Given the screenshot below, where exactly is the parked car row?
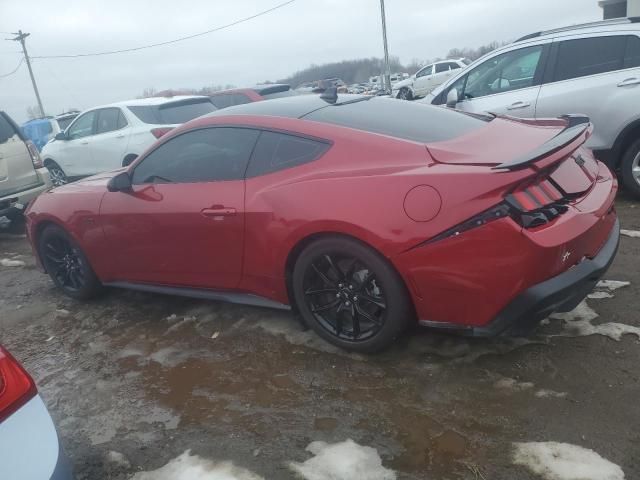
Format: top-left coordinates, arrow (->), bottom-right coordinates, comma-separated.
419,17 -> 640,197
21,111 -> 79,151
392,58 -> 470,100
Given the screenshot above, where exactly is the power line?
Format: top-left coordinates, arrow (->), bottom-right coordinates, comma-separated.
0,57 -> 24,78
32,0 -> 297,59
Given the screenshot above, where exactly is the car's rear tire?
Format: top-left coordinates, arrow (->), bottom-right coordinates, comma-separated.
291,236 -> 413,353
621,139 -> 640,199
45,161 -> 68,187
397,87 -> 413,101
38,225 -> 102,300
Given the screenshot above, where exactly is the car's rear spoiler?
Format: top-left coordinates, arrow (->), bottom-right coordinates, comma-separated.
493,115 -> 591,171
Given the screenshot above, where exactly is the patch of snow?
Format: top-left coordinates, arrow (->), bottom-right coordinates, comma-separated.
289,439 -> 396,480
0,258 -> 25,267
513,442 -> 625,480
106,450 -> 131,468
131,450 -> 264,480
55,309 -> 71,317
535,389 -> 567,398
588,291 -> 614,300
494,377 -> 534,391
550,300 -> 640,341
620,229 -> 640,238
596,280 -> 631,291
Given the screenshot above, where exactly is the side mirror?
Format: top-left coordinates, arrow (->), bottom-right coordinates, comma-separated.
446,88 -> 460,108
54,132 -> 66,141
107,171 -> 132,193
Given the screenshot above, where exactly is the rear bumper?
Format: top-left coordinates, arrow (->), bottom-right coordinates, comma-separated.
419,217 -> 620,336
0,168 -> 51,217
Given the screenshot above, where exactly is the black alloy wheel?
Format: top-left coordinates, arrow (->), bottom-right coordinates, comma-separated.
292,237 -> 412,352
39,225 -> 102,299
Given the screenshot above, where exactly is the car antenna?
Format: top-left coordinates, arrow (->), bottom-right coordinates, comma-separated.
320,86 -> 338,104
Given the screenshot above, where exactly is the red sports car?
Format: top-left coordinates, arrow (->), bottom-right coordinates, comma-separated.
25,94 -> 619,352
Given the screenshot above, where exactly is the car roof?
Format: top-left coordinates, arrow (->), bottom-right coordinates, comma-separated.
204,94 -> 489,144
87,95 -> 211,110
212,84 -> 291,96
514,17 -> 640,43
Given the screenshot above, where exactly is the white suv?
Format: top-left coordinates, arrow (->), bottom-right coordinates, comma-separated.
41,96 -> 216,185
392,58 -> 469,100
423,18 -> 640,197
0,111 -> 52,227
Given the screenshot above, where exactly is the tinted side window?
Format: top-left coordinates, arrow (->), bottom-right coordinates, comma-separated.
0,114 -> 16,144
435,63 -> 450,73
117,110 -> 128,129
625,35 -> 640,69
210,95 -> 234,109
461,45 -> 544,99
232,94 -> 252,106
446,62 -> 461,70
416,66 -> 432,78
132,127 -> 259,184
554,36 -> 626,82
68,111 -> 97,140
247,131 -> 330,177
96,108 -> 124,134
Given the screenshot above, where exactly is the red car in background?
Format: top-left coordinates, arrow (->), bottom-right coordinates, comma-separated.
25,94 -> 619,352
209,84 -> 297,109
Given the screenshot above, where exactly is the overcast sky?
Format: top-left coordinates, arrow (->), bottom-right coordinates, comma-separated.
1,0 -> 602,123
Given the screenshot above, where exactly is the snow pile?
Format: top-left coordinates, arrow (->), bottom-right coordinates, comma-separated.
587,291 -> 614,300
0,258 -> 25,267
131,450 -> 264,480
513,442 -> 625,480
494,377 -> 534,391
289,440 -> 396,480
620,229 -> 640,238
550,300 -> 640,341
596,280 -> 631,291
535,389 -> 567,399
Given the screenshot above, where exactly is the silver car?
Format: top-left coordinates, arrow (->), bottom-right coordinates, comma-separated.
423,17 -> 640,197
0,346 -> 72,479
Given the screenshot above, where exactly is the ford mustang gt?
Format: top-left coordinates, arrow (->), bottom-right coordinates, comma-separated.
25,94 -> 619,352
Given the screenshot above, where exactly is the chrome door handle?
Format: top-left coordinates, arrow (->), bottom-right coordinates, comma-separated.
115,134 -> 125,139
80,141 -> 89,145
507,101 -> 531,110
617,77 -> 640,87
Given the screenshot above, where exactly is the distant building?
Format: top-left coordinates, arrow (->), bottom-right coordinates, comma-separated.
599,0 -> 640,19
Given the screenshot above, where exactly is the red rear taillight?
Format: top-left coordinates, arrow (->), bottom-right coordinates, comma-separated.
0,346 -> 37,423
25,141 -> 43,169
150,127 -> 173,139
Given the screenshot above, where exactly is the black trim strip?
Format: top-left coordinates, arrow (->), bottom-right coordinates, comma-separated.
104,281 -> 291,310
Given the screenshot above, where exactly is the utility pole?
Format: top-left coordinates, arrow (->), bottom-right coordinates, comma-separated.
379,0 -> 392,92
9,30 -> 45,117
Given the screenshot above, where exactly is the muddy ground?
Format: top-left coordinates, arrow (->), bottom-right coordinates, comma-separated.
1,193 -> 639,480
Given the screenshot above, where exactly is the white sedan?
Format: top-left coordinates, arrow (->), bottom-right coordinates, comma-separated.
393,58 -> 470,100
41,96 -> 217,186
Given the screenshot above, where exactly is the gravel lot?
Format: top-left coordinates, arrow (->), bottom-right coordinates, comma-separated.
1,192 -> 639,479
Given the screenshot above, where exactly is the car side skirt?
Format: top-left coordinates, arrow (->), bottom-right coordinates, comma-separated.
104,281 -> 291,310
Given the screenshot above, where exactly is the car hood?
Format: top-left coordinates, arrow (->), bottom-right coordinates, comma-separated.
393,78 -> 413,90
427,116 -> 568,166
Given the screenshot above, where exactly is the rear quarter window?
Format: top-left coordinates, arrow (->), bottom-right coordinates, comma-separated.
128,100 -> 217,125
246,131 -> 330,177
304,97 -> 488,143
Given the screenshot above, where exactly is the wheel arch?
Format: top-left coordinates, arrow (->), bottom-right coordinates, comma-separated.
606,118 -> 640,169
283,230 -> 409,307
32,218 -> 68,272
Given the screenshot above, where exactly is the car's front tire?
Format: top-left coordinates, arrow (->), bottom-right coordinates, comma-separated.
621,139 -> 640,199
397,87 -> 413,101
38,224 -> 102,299
292,236 -> 413,353
44,161 -> 68,187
